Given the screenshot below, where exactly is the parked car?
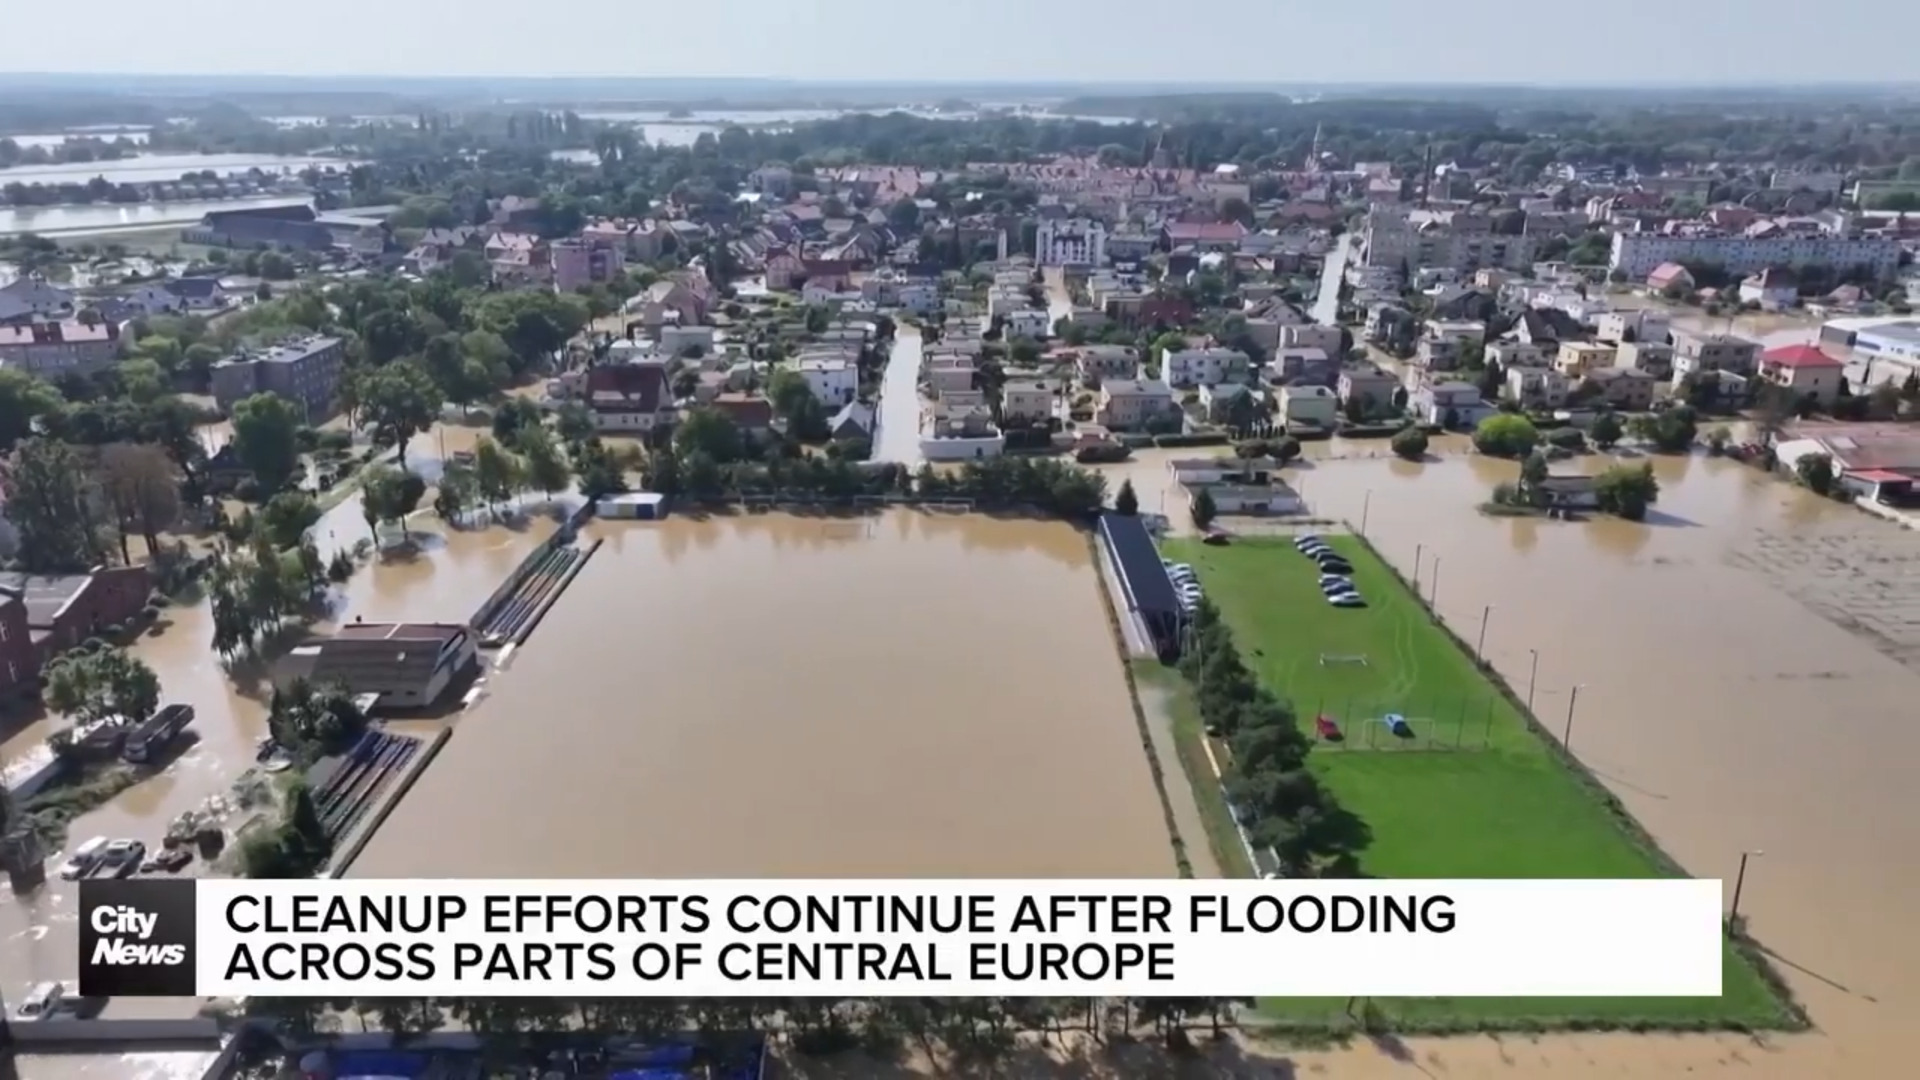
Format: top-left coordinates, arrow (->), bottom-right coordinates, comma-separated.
58,837 -> 109,881
95,839 -> 145,879
141,847 -> 193,874
1315,556 -> 1354,574
1299,541 -> 1330,556
1315,715 -> 1343,740
1293,534 -> 1323,549
1318,573 -> 1353,587
1329,593 -> 1367,608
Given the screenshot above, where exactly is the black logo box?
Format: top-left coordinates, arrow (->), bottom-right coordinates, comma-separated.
78,878 -> 198,998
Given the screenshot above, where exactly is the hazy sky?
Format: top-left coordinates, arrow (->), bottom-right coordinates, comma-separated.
3,0 -> 1916,85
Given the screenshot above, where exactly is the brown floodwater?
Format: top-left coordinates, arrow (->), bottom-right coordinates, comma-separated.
348,510 -> 1176,879
0,426 -> 555,1003
1236,451 -> 1918,1078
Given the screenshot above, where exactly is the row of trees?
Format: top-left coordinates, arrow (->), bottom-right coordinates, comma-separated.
1177,602 -> 1370,876
208,531 -> 335,661
3,436 -> 185,573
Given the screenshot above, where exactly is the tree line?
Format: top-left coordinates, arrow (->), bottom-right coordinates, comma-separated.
1176,601 -> 1371,877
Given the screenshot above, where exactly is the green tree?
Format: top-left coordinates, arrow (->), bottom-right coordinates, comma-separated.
519,424 -> 572,499
231,393 -> 303,492
362,463 -> 428,539
1594,462 -> 1659,521
472,437 -> 522,514
1389,426 -> 1428,461
261,491 -> 321,549
43,648 -> 160,725
674,407 -> 744,464
1190,487 -> 1218,531
555,402 -> 596,446
1518,448 -> 1550,505
1795,451 -> 1835,495
1590,410 -> 1624,450
0,368 -> 64,452
4,437 -> 109,571
361,361 -> 442,469
96,441 -> 181,558
115,357 -> 168,405
491,398 -> 546,449
435,459 -> 476,521
1114,479 -> 1139,516
1472,413 -> 1539,457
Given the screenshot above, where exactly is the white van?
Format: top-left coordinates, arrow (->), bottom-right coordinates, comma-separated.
58,837 -> 109,881
15,982 -> 64,1020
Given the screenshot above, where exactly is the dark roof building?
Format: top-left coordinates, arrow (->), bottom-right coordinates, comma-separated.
1097,513 -> 1184,659
284,622 -> 477,712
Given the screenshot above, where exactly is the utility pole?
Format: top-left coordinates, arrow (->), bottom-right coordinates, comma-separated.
1563,685 -> 1583,749
1527,648 -> 1540,713
1729,850 -> 1763,924
1476,604 -> 1493,659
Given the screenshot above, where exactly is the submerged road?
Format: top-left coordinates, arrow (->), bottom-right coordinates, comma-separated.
873,325 -> 924,465
1311,231 -> 1352,326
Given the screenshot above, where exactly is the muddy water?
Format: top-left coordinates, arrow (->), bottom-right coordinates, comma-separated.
873,327 -> 925,465
349,510 -> 1175,879
1259,453 -> 1917,1077
0,425 -> 554,1005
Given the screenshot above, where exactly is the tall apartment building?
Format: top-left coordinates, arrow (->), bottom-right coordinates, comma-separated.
1610,229 -> 1902,279
210,335 -> 345,422
551,239 -> 626,293
1361,207 -> 1537,273
0,320 -> 120,377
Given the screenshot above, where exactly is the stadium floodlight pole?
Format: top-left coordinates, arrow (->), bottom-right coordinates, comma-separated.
1413,542 -> 1424,587
1527,648 -> 1540,712
1730,849 -> 1764,924
1562,684 -> 1583,749
1360,490 -> 1372,536
1476,604 -> 1493,659
1429,558 -> 1441,607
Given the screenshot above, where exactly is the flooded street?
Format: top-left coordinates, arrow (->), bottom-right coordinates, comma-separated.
349,510 -> 1175,879
0,424 -> 552,1003
873,326 -> 924,465
1270,452 -> 1919,1077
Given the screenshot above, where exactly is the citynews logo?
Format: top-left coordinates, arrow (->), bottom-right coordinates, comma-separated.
78,879 -> 198,997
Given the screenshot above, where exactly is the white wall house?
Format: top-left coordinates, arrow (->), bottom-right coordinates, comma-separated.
1004,308 -> 1051,340
795,359 -> 858,406
1162,346 -> 1252,389
1034,219 -> 1108,266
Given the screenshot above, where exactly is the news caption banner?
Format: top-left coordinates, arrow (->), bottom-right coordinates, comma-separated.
80,879 -> 1723,999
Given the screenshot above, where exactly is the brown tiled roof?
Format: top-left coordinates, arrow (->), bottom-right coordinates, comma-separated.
586,364 -> 667,412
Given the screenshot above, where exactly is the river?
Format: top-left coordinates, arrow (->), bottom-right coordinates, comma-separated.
872,326 -> 925,465
347,509 -> 1174,879
0,196 -> 313,238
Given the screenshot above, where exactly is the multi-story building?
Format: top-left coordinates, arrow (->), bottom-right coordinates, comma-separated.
1361,207 -> 1537,272
1277,385 -> 1339,428
1504,366 -> 1570,409
209,335 -> 345,422
0,320 -> 121,377
1336,363 -> 1399,413
795,358 -> 859,406
1096,379 -> 1179,431
1034,219 -> 1108,266
1756,344 -> 1845,407
1615,340 -> 1676,379
551,239 -> 626,293
1074,345 -> 1140,383
1000,380 -> 1059,425
1280,323 -> 1344,355
1554,342 -> 1618,378
1161,346 -> 1252,389
0,277 -> 77,325
1609,228 -> 1902,279
1671,331 -> 1759,379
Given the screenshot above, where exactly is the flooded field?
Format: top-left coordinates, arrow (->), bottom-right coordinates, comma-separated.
1256,452 -> 1918,1077
348,510 -> 1175,878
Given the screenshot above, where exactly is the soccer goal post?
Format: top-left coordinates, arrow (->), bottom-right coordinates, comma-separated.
1319,653 -> 1370,667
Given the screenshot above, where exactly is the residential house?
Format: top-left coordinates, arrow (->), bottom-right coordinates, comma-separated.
1554,341 -> 1618,378
1278,384 -> 1339,428
1337,364 -> 1400,414
1536,475 -> 1601,511
1581,367 -> 1657,410
635,279 -> 710,326
1513,308 -> 1588,352
551,239 -> 626,293
1075,345 -> 1140,383
796,358 -> 858,405
708,393 -> 777,436
586,363 -> 673,432
1167,457 -> 1284,485
0,278 -> 76,325
658,325 -> 716,358
0,320 -> 122,377
1097,379 -> 1180,432
1672,331 -> 1759,379
1504,366 -> 1570,410
1615,340 -> 1675,379
1162,346 -> 1252,389
1739,267 -> 1800,311
1004,308 -> 1051,340
1270,346 -> 1340,388
1199,382 -> 1257,424
1279,323 -> 1344,356
829,401 -> 876,440
162,277 -> 230,312
1181,481 -> 1303,515
209,335 -> 345,422
1415,320 -> 1485,373
1411,381 -> 1491,427
1000,380 -> 1059,425
1486,339 -> 1546,368
485,231 -> 550,284
1593,309 -> 1668,345
285,622 -> 477,711
1646,262 -> 1696,294
581,218 -> 669,262
1757,344 -> 1845,407
1682,368 -> 1754,409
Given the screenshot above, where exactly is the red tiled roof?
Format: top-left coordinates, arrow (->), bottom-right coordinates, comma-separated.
1762,344 -> 1842,369
1165,221 -> 1248,242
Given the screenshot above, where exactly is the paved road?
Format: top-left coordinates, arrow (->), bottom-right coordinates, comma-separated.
872,327 -> 924,465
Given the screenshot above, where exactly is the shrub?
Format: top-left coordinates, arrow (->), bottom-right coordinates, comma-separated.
1544,427 -> 1587,451
1473,413 -> 1540,457
1390,426 -> 1429,460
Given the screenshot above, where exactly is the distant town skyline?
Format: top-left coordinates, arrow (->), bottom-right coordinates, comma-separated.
2,0 -> 1916,87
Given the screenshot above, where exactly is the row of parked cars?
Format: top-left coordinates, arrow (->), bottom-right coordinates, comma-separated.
1164,559 -> 1204,611
1297,535 -> 1366,608
57,835 -> 190,882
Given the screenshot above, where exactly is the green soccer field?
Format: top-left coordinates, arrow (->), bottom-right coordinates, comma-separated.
1157,535 -> 1793,1030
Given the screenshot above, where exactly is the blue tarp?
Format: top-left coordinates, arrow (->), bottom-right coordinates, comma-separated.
610,1069 -> 691,1080
333,1052 -> 429,1079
